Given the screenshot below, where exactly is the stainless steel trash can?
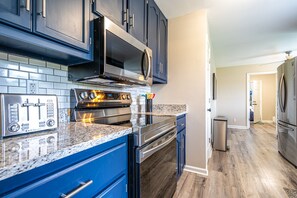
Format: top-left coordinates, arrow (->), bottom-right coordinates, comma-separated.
213,116 -> 228,151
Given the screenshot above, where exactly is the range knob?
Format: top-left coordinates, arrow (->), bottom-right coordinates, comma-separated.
89,92 -> 97,100
46,119 -> 55,127
127,95 -> 131,100
121,95 -> 127,100
8,123 -> 20,133
79,91 -> 89,100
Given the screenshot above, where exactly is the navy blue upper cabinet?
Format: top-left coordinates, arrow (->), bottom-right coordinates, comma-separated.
93,0 -> 127,30
35,0 -> 90,51
147,0 -> 168,84
158,12 -> 168,82
148,0 -> 160,79
93,0 -> 147,44
0,0 -> 31,30
128,0 -> 147,44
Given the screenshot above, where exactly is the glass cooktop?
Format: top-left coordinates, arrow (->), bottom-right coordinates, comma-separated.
90,114 -> 173,129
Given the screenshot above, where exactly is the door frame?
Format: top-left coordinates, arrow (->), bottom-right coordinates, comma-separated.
246,71 -> 277,129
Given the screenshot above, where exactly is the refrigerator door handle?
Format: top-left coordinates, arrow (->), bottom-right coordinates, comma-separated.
277,122 -> 294,132
279,73 -> 286,112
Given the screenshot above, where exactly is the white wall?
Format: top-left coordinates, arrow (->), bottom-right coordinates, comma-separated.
216,63 -> 279,128
152,10 -> 209,174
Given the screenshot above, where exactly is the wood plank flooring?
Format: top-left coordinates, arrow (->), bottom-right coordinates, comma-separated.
174,123 -> 297,198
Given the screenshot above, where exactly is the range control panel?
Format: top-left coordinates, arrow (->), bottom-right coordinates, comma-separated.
0,94 -> 58,138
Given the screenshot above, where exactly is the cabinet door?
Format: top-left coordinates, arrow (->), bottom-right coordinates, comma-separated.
180,129 -> 186,171
4,141 -> 128,198
128,0 -> 146,44
176,132 -> 182,178
147,0 -> 160,79
95,175 -> 127,198
35,0 -> 90,51
0,0 -> 31,30
158,11 -> 168,82
93,0 -> 127,30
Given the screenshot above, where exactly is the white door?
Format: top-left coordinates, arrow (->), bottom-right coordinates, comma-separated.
252,80 -> 262,123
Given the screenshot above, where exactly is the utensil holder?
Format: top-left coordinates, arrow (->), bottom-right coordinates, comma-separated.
146,99 -> 153,112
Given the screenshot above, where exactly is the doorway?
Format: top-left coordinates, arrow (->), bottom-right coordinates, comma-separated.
247,72 -> 277,128
250,80 -> 262,123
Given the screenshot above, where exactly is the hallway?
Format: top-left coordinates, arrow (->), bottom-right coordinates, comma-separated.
174,124 -> 297,198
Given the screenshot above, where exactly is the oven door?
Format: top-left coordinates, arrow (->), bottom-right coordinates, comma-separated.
103,17 -> 153,86
135,129 -> 177,198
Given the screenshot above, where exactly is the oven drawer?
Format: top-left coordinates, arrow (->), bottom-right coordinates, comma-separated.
177,115 -> 186,132
4,142 -> 128,198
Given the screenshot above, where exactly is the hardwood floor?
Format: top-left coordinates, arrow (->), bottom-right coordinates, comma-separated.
174,123 -> 297,198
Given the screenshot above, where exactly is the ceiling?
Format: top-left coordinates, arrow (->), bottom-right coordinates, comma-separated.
155,0 -> 297,67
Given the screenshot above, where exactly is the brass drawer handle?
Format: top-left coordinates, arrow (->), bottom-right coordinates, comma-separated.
60,180 -> 93,198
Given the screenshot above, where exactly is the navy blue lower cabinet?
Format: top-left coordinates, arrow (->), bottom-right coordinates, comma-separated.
176,115 -> 186,179
0,136 -> 128,198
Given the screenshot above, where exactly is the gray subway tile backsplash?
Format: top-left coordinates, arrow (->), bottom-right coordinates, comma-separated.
46,75 -> 60,82
8,54 -> 29,64
46,62 -> 60,69
9,70 -> 29,79
29,59 -> 46,67
39,81 -> 54,88
8,86 -> 27,94
0,86 -> 7,93
20,64 -> 38,73
0,68 -> 8,77
0,52 -> 151,122
38,67 -> 54,75
54,69 -> 67,77
30,73 -> 46,81
0,77 -> 19,86
0,52 -> 7,60
0,60 -> 19,70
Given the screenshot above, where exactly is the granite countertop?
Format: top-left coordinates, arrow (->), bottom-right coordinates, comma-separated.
0,122 -> 132,181
148,104 -> 188,116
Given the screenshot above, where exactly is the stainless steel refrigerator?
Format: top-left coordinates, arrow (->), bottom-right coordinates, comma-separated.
277,57 -> 297,167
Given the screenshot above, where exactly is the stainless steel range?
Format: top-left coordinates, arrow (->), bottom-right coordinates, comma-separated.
70,88 -> 177,198
0,94 -> 58,138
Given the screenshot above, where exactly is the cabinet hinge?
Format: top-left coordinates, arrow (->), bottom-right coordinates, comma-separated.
89,38 -> 92,45
126,184 -> 128,192
146,0 -> 149,4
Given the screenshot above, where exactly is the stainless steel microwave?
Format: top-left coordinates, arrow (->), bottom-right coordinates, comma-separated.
68,17 -> 153,86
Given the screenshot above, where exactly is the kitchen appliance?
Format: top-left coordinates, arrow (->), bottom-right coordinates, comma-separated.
277,57 -> 297,167
70,88 -> 177,197
68,17 -> 153,86
0,94 -> 58,138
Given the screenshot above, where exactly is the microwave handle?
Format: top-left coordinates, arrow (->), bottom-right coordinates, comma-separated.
142,49 -> 151,80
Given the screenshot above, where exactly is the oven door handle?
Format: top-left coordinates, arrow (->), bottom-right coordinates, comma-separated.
138,130 -> 176,163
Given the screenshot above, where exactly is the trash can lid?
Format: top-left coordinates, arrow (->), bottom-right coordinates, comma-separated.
214,116 -> 228,121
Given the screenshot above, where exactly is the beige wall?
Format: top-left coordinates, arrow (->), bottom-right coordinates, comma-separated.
250,74 -> 276,121
216,63 -> 279,127
152,10 -> 208,171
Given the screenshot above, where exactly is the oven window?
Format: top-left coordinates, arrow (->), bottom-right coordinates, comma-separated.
137,139 -> 177,197
106,31 -> 145,76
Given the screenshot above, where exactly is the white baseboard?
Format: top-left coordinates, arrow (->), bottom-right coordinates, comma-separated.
184,165 -> 208,176
261,120 -> 274,124
228,125 -> 249,129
